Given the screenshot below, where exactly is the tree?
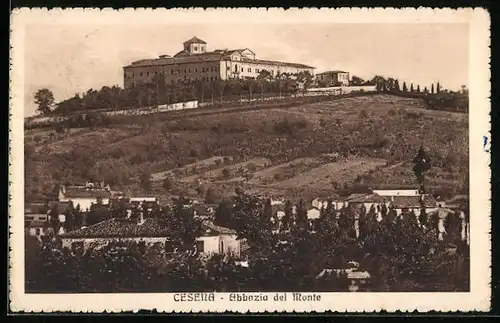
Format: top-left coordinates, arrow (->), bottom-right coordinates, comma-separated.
410,83 -> 414,92
436,82 -> 441,94
282,200 -> 294,232
257,69 -> 272,81
350,75 -> 365,86
431,84 -> 435,94
139,172 -> 152,194
221,168 -> 231,180
205,186 -> 223,205
413,145 -> 432,193
214,199 -> 233,228
34,88 -> 55,114
416,85 -> 421,93
393,79 -> 400,92
402,82 -> 408,92
162,177 -> 174,192
295,199 -> 308,230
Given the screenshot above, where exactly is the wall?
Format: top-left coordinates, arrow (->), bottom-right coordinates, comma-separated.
124,61 -> 221,88
220,59 -> 314,80
196,235 -> 220,255
219,234 -> 241,256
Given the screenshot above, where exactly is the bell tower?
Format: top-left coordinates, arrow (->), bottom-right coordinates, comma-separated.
183,36 -> 207,55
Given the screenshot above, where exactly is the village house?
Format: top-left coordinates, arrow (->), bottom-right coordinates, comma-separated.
25,201 -> 71,236
311,196 -> 344,211
26,220 -> 54,238
60,216 -> 245,257
58,183 -> 112,212
196,221 -> 247,257
25,202 -> 49,227
316,70 -> 350,87
445,195 -> 469,210
390,195 -> 438,216
372,188 -> 420,197
60,217 -> 173,250
191,204 -> 216,220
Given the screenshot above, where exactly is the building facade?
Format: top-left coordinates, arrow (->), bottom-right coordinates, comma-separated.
123,37 -> 315,89
316,70 -> 350,86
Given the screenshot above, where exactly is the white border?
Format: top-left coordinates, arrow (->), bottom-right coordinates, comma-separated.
9,8 -> 491,312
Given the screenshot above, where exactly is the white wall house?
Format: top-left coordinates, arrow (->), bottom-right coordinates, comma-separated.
58,186 -> 111,212
372,189 -> 420,197
197,221 -> 243,257
307,207 -> 321,220
60,218 -> 244,257
130,197 -> 158,203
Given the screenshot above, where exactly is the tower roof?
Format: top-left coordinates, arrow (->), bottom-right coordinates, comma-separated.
184,36 -> 207,45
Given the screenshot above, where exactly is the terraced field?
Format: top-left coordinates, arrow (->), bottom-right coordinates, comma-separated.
25,94 -> 469,202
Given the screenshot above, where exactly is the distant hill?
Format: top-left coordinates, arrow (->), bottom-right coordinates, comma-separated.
25,94 -> 469,203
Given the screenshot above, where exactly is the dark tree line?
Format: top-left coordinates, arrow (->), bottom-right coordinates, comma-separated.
51,71 -> 314,116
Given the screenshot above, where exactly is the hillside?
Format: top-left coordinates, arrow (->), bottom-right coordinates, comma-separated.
25,94 -> 469,203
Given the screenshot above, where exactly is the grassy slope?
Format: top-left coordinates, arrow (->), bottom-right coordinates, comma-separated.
25,94 -> 468,202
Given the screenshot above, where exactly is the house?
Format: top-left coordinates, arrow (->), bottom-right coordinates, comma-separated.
346,271 -> 371,292
60,217 -> 246,257
346,193 -> 389,214
191,204 -> 216,219
196,221 -> 246,257
445,195 -> 469,210
311,196 -> 344,211
316,70 -> 350,86
390,195 -> 438,216
372,188 -> 420,197
58,184 -> 112,212
129,197 -> 158,203
60,217 -> 175,250
27,220 -> 54,238
25,203 -> 49,226
307,207 -> 321,220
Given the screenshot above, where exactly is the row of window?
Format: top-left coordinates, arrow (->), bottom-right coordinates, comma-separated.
129,75 -> 219,87
130,66 -> 219,78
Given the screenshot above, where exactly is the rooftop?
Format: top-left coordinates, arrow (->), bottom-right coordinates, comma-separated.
25,203 -> 48,215
317,70 -> 348,75
391,195 -> 437,208
62,218 -> 174,239
201,220 -> 236,235
62,187 -> 112,199
125,49 -> 315,69
184,36 -> 207,45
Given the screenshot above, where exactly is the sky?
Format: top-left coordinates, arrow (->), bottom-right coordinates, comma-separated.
24,23 -> 468,116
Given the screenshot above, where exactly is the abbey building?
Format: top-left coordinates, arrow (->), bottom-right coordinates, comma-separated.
123,37 -> 315,89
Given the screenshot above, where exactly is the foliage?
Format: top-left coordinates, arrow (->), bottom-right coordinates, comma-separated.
34,88 -> 55,114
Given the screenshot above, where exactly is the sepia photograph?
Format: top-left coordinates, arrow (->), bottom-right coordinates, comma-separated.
9,8 -> 490,313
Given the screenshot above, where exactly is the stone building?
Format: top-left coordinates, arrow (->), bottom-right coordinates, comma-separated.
316,70 -> 350,86
123,37 -> 315,88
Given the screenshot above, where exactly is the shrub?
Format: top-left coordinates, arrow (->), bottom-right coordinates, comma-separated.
359,110 -> 369,119
388,108 -> 397,116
